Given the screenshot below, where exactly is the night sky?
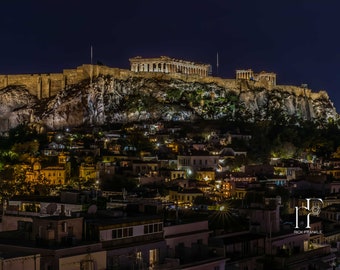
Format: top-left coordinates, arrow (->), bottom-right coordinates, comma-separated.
1,1 -> 340,111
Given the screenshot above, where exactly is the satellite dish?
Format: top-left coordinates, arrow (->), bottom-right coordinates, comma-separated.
87,204 -> 97,214
46,203 -> 57,215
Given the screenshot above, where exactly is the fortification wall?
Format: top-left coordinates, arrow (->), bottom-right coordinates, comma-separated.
0,73 -> 65,98
0,64 -> 329,102
276,85 -> 329,100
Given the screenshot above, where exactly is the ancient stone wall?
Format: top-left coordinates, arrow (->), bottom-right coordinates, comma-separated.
275,85 -> 329,100
0,64 -> 327,102
0,73 -> 65,98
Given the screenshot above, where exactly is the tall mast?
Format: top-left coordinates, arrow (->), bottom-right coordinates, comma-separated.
90,45 -> 93,85
216,52 -> 219,76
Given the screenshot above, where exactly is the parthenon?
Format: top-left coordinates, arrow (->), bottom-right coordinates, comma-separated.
129,56 -> 211,77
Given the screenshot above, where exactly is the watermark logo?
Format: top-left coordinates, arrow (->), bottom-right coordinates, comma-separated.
294,198 -> 323,234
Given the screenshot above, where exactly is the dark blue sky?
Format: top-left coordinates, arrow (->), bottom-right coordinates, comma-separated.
1,1 -> 340,110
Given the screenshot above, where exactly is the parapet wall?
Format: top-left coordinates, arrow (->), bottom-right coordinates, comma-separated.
276,85 -> 329,100
0,73 -> 65,98
0,64 -> 327,101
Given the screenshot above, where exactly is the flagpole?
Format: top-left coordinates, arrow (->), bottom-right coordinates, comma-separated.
216,52 -> 219,77
90,45 -> 93,85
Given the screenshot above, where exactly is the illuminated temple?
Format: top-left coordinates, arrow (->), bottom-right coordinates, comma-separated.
129,56 -> 211,76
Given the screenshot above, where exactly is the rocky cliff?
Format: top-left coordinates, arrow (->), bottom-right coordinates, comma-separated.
0,75 -> 337,132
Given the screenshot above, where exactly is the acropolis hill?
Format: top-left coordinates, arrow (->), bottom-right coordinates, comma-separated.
0,56 -> 337,131
0,56 -> 330,101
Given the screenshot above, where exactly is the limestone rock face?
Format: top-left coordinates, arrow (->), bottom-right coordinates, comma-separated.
0,76 -> 338,132
0,86 -> 38,132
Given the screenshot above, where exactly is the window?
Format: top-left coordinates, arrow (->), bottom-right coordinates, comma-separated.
149,249 -> 159,266
112,227 -> 133,239
62,222 -> 67,232
144,223 -> 163,234
136,251 -> 142,260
